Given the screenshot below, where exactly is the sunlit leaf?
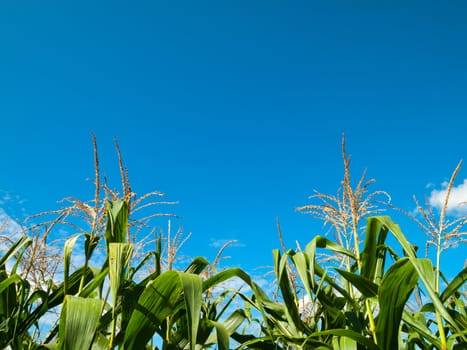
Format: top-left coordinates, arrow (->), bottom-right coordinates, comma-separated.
63,234 -> 81,295
180,272 -> 202,350
58,295 -> 103,350
376,257 -> 418,350
105,200 -> 128,244
335,269 -> 378,298
205,319 -> 230,350
361,217 -> 388,283
123,270 -> 203,350
0,236 -> 32,270
374,216 -> 460,333
273,249 -> 301,334
108,242 -> 133,305
440,265 -> 467,302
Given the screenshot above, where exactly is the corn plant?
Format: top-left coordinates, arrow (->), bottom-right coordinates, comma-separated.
2,136 -> 466,349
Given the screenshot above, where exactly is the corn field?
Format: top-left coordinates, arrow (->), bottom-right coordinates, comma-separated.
0,140 -> 466,350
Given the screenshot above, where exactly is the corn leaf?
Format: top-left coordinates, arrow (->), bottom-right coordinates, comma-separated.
123,270 -> 203,350
305,235 -> 355,278
306,329 -> 379,350
291,251 -> 314,299
335,269 -> 378,298
58,296 -> 103,350
440,265 -> 467,302
105,200 -> 128,244
0,274 -> 20,298
0,268 -> 18,320
402,311 -> 441,347
180,272 -> 202,350
205,320 -> 230,350
108,242 -> 133,305
184,256 -> 209,274
63,234 -> 81,295
273,249 -> 301,334
332,335 -> 357,350
376,257 -> 418,350
374,216 -> 460,333
361,218 -> 388,283
19,266 -> 96,338
0,236 -> 32,268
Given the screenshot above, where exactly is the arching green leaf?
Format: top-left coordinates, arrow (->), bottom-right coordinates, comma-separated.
335,269 -> 378,298
440,265 -> 467,302
123,270 -> 202,350
376,257 -> 418,350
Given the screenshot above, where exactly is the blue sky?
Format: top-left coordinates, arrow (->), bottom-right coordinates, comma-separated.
1,1 -> 467,272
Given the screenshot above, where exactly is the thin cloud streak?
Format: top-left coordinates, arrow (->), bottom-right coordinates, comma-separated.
209,238 -> 246,249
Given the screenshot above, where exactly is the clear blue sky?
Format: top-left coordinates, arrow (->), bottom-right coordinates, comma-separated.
1,1 -> 466,271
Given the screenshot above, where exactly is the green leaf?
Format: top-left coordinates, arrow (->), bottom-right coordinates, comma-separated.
202,267 -> 271,302
205,320 -> 230,350
417,258 -> 435,291
79,267 -> 109,298
129,251 -> 157,280
306,329 -> 379,350
202,267 -> 282,340
402,311 -> 441,348
90,333 -> 109,350
84,233 -> 100,264
0,236 -> 32,268
108,242 -> 133,348
221,309 -> 247,335
123,271 -> 180,349
332,335 -> 357,350
184,256 -> 209,274
0,268 -> 18,320
105,200 -> 129,244
123,270 -> 203,350
376,257 -> 418,350
335,269 -> 378,298
108,243 -> 133,305
180,273 -> 202,350
373,216 -> 461,333
273,249 -> 301,334
19,266 -> 96,338
291,251 -> 314,299
0,274 -> 21,298
293,244 -> 352,308
64,234 -> 81,295
305,235 -> 355,278
361,218 -> 389,283
58,296 -> 103,350
440,265 -> 467,303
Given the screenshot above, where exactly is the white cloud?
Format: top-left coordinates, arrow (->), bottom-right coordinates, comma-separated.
0,208 -> 23,239
428,179 -> 467,216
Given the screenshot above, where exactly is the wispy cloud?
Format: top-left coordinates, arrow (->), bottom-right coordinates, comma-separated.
0,193 -> 10,205
209,238 -> 245,249
428,179 -> 467,216
0,208 -> 23,239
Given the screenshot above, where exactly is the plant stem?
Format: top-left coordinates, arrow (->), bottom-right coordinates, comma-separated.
435,226 -> 446,349
366,299 -> 378,344
109,308 -> 117,349
436,310 -> 447,350
434,161 -> 461,350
